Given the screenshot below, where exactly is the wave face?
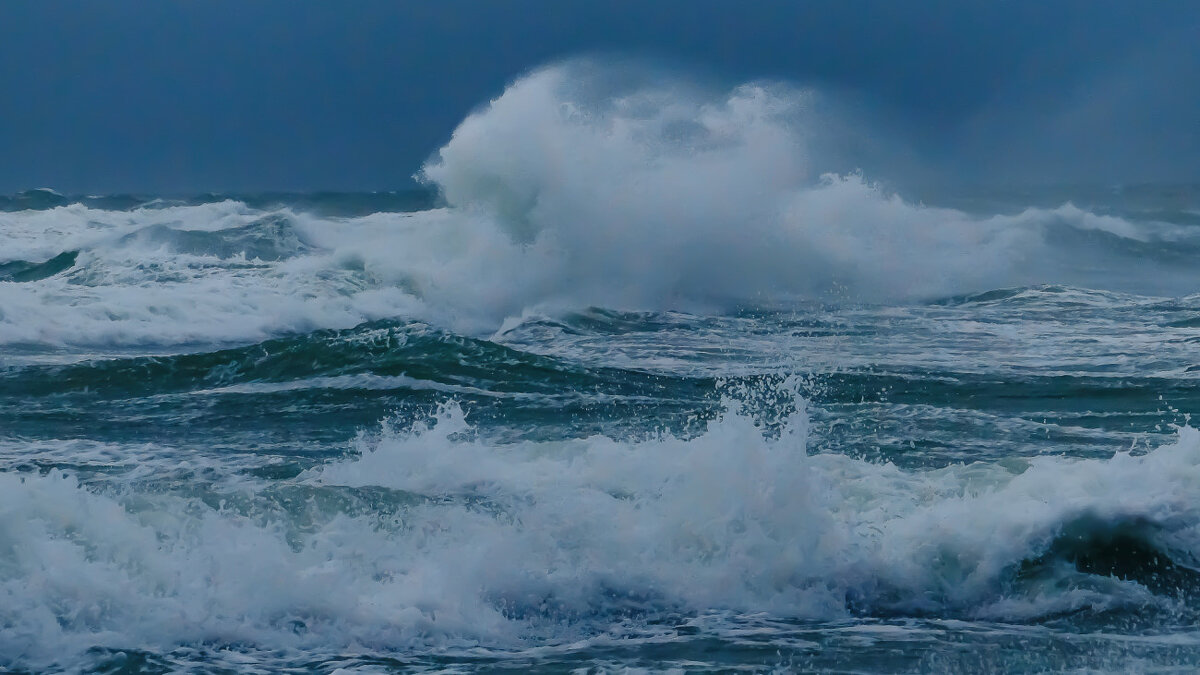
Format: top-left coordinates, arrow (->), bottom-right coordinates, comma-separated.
3,63 -> 1200,672
4,394 -> 1200,672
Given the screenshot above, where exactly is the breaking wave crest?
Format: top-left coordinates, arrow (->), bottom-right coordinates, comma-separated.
415,62 -> 1200,313
3,386 -> 1200,670
1,63 -> 1198,346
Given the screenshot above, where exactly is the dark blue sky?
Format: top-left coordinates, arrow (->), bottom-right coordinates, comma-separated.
1,0 -> 1196,193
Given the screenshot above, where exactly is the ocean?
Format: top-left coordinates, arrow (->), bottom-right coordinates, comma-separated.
3,67 -> 1200,673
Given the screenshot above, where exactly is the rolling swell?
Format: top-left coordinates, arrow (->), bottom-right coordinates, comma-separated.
0,250 -> 77,282
0,320 -> 716,449
1020,515 -> 1200,603
115,214 -> 311,261
0,320 -> 705,398
0,187 -> 437,216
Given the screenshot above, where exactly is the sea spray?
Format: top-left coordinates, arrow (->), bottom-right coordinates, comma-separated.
3,66 -> 1199,347
4,382 -> 1200,670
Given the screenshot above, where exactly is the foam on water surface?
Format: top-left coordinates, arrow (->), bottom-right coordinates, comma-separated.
2,392 -> 1200,671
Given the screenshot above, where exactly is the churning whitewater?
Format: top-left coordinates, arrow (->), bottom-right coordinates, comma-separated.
3,64 -> 1200,672
3,66 -> 1198,348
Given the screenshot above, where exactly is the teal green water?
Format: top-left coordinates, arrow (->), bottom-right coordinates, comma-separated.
2,189 -> 1200,673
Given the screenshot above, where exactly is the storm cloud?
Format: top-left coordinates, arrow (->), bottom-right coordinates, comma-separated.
0,0 -> 1195,193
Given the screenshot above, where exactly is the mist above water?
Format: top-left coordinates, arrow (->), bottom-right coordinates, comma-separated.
2,61 -> 1198,347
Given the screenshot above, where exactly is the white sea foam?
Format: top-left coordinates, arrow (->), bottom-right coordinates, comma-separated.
2,394 -> 1198,670
0,63 -> 1195,347
412,64 -> 1199,308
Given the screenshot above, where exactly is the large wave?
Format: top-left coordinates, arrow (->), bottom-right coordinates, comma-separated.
3,390 -> 1199,670
416,63 -> 1198,309
1,62 -> 1197,346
